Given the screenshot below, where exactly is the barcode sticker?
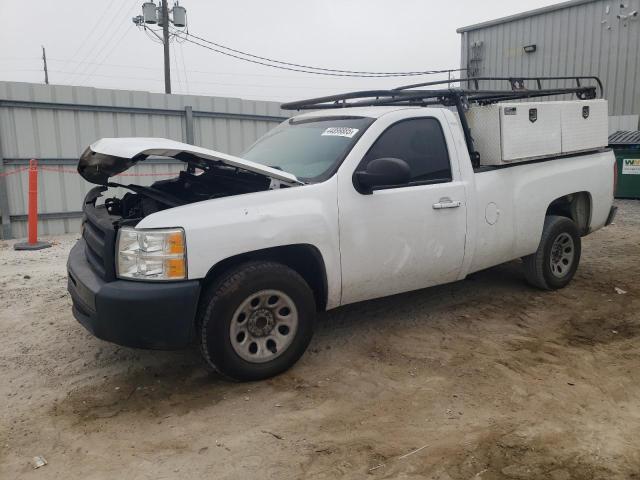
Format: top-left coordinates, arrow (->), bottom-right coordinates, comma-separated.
321,127 -> 359,138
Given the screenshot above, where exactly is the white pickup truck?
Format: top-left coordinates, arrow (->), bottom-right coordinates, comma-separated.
67,79 -> 617,380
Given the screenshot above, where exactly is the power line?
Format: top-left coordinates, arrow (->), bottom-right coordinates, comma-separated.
57,0 -> 115,76
45,57 -> 458,83
172,46 -> 183,92
68,0 -> 138,82
179,30 -> 465,77
0,68 -> 43,73
0,57 -> 41,62
43,69 -> 395,92
144,27 -> 164,44
78,24 -> 136,84
63,0 -> 133,81
75,1 -> 141,84
47,70 -> 162,83
178,42 -> 190,94
174,32 -> 463,78
2,61 -> 457,97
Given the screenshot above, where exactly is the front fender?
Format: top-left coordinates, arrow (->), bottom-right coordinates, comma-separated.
136,177 -> 342,309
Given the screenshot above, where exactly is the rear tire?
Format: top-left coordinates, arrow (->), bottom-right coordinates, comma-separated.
522,215 -> 581,290
197,261 -> 316,381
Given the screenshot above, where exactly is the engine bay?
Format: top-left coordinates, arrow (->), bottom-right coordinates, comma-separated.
103,164 -> 273,224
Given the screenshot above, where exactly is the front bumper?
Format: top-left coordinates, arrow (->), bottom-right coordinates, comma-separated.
67,239 -> 201,349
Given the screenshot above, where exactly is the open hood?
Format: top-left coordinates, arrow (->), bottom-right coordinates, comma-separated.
78,137 -> 302,186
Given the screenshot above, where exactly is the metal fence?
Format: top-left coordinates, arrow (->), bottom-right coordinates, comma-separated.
0,81 -> 290,239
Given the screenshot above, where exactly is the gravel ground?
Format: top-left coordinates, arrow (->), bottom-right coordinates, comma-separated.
0,200 -> 639,479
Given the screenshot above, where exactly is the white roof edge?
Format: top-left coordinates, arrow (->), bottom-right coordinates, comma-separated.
456,0 -> 599,33
291,105 -> 426,120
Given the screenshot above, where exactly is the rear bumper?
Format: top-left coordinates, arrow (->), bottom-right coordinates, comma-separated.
605,205 -> 618,226
67,239 -> 201,349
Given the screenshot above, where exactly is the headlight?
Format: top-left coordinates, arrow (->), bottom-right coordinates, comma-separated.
116,227 -> 186,280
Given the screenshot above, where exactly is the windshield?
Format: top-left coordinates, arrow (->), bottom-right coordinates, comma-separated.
242,116 -> 374,181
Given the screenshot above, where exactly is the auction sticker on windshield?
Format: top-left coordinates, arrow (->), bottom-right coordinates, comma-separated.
322,127 -> 359,138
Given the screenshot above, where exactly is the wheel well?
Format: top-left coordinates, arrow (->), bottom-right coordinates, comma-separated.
202,244 -> 328,311
545,191 -> 592,235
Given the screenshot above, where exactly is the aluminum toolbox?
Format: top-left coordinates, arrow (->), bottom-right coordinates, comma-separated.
557,99 -> 608,153
466,100 -> 608,166
466,102 -> 562,165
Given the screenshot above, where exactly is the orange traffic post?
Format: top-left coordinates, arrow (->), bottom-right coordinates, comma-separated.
14,159 -> 51,251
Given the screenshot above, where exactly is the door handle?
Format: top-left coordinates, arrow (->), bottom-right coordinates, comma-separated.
432,198 -> 462,209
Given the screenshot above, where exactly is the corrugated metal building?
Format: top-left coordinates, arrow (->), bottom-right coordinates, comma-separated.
458,0 -> 640,130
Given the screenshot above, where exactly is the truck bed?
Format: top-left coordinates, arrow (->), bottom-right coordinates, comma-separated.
466,149 -> 615,274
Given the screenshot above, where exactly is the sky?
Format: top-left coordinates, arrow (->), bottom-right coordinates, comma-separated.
0,0 -> 560,103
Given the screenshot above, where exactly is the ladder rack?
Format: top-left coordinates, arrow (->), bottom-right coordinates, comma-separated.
280,76 -> 604,167
281,76 -> 602,111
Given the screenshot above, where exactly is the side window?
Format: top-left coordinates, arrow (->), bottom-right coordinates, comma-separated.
361,118 -> 452,185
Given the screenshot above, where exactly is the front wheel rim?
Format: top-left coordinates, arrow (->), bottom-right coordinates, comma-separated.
550,232 -> 575,278
229,289 -> 299,363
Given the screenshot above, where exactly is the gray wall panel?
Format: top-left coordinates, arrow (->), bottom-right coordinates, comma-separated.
609,114 -> 640,133
0,81 -> 290,238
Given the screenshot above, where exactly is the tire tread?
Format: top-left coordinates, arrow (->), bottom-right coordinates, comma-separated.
522,215 -> 581,290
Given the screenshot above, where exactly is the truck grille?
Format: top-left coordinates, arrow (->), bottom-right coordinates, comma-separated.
82,188 -> 117,281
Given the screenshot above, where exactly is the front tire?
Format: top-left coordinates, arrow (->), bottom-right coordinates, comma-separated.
522,215 -> 581,290
197,261 -> 316,381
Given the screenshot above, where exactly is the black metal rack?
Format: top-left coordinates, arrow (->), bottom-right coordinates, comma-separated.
281,76 -> 602,110
280,76 -> 603,167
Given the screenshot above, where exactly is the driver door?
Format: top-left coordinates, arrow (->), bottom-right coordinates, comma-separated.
338,116 -> 467,305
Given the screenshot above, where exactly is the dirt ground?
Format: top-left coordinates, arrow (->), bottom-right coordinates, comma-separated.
0,200 -> 639,480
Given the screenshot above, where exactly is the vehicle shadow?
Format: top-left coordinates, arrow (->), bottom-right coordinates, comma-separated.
317,260 -> 527,335
54,260 -> 530,423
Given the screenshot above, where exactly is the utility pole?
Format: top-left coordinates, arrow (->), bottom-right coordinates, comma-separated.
41,46 -> 49,85
133,1 -> 187,94
161,0 -> 171,94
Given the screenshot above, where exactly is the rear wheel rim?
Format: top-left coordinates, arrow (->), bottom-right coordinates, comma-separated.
550,232 -> 575,278
229,289 -> 299,363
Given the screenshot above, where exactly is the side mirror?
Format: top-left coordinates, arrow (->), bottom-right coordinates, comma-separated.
355,157 -> 411,193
